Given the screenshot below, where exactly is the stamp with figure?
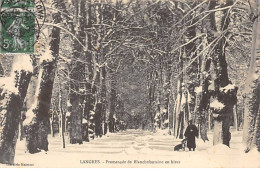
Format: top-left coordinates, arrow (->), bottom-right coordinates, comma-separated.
0,0 -> 36,54
1,0 -> 34,8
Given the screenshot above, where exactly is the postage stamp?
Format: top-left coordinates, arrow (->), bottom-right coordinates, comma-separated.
0,0 -> 36,54
1,0 -> 34,8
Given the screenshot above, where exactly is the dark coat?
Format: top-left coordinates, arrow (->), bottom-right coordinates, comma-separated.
184,124 -> 198,148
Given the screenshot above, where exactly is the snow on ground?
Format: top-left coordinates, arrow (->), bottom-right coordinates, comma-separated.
1,129 -> 259,168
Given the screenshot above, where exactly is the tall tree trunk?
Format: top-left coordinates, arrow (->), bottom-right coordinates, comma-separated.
82,0 -> 94,142
148,71 -> 155,131
95,102 -> 103,137
243,0 -> 260,152
18,57 -> 33,141
70,92 -> 82,144
175,50 -> 184,139
208,0 -> 237,147
0,88 -> 22,164
195,1 -> 216,142
25,56 -> 57,152
184,2 -> 199,121
25,0 -> 63,153
0,55 -> 32,164
58,83 -> 65,148
100,66 -> 107,135
109,74 -> 117,133
233,105 -> 238,131
197,55 -> 211,142
175,80 -> 183,138
69,0 -> 87,144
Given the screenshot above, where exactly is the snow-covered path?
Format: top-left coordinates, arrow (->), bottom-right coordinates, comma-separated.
2,129 -> 260,168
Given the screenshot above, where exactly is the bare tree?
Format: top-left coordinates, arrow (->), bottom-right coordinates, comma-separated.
243,0 -> 260,153
24,0 -> 65,153
0,55 -> 32,163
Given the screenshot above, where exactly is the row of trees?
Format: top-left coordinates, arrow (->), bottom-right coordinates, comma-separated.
0,0 -> 259,164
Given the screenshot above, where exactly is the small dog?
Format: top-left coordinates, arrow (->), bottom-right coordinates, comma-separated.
174,139 -> 186,151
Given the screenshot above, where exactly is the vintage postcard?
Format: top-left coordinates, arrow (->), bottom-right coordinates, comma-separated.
0,0 -> 260,168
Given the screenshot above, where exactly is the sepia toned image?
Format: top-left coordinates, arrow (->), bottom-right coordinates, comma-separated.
0,0 -> 260,168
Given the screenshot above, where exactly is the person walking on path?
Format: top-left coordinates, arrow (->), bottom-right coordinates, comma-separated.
184,120 -> 198,151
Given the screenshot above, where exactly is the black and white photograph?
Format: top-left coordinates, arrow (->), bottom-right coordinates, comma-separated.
0,0 -> 259,168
